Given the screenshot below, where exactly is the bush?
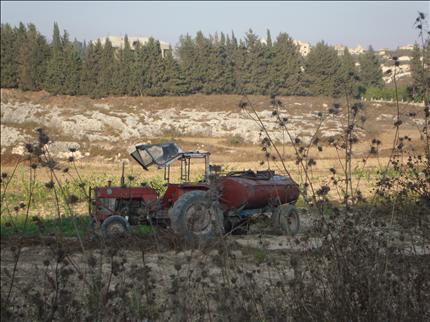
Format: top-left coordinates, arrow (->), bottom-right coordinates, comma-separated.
364,86 -> 410,101
227,134 -> 245,145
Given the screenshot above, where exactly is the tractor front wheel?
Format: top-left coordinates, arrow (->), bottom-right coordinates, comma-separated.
101,215 -> 130,237
169,190 -> 224,242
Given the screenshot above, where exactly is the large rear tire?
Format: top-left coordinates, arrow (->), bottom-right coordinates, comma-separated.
272,204 -> 300,236
169,190 -> 224,241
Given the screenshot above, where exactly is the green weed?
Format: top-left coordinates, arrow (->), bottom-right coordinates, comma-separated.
0,214 -> 89,238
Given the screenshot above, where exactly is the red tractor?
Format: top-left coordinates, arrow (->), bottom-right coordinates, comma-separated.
89,143 -> 300,240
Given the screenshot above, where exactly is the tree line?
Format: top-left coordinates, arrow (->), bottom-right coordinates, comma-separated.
0,22 -> 426,99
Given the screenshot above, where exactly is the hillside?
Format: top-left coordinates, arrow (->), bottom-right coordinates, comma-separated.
1,89 -> 426,165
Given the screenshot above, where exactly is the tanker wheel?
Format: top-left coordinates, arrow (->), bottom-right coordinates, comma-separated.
169,190 -> 224,242
101,215 -> 130,237
272,204 -> 300,236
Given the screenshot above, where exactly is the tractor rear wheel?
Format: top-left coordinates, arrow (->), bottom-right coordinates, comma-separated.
272,204 -> 300,236
169,190 -> 224,241
101,215 -> 130,237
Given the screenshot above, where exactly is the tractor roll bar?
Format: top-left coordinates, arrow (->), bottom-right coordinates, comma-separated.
128,142 -> 211,181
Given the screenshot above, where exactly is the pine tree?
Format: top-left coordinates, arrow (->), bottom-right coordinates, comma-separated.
115,35 -> 135,95
260,29 -> 275,94
45,22 -> 66,94
79,42 -> 98,96
95,38 -> 115,97
241,29 -> 266,94
62,32 -> 81,95
233,41 -> 248,94
112,45 -> 124,95
16,24 -> 31,90
215,32 -> 235,93
233,40 -> 248,94
266,29 -> 273,48
424,39 -> 430,99
33,26 -> 50,89
162,47 -> 190,95
271,32 -> 303,95
194,31 -> 211,93
141,38 -> 164,96
340,47 -> 361,97
18,24 -> 49,91
410,43 -> 426,99
73,38 -> 85,59
177,34 -> 198,93
204,33 -> 234,94
131,41 -> 145,96
303,41 -> 343,96
220,32 -> 226,47
1,23 -> 18,87
226,31 -> 242,93
358,46 -> 383,89
14,23 -> 28,89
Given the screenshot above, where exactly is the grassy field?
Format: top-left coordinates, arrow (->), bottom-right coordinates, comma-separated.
0,150 -> 401,238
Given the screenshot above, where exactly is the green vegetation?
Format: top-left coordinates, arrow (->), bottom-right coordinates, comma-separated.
0,167 -> 164,238
253,248 -> 267,264
409,42 -> 430,101
358,46 -> 384,89
0,214 -> 152,238
1,21 -> 408,99
364,85 -> 410,101
0,214 -> 89,238
2,21 -> 426,101
303,41 -> 343,97
227,134 -> 245,145
1,169 -> 166,211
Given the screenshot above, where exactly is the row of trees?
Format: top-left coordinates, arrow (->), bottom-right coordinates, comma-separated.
1,23 -> 189,97
0,22 -> 421,98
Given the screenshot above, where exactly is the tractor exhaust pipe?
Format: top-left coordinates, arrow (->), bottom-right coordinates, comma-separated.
120,162 -> 125,187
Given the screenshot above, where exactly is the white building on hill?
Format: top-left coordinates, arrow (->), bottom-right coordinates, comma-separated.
294,40 -> 311,56
349,45 -> 365,55
334,44 -> 346,56
399,44 -> 414,51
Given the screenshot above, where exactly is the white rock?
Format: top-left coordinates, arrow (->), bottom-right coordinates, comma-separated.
12,144 -> 26,155
0,125 -> 27,146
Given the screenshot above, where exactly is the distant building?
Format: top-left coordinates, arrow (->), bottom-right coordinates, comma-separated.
399,44 -> 414,51
334,44 -> 346,56
332,44 -> 365,56
96,36 -> 171,57
259,38 -> 311,56
294,40 -> 311,56
349,45 -> 365,55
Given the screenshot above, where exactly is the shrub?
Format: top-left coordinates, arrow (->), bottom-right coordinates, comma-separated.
227,134 -> 245,145
364,85 -> 409,101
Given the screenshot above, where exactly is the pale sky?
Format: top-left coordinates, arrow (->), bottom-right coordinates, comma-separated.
1,1 -> 429,49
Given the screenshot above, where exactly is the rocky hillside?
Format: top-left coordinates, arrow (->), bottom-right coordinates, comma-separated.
1,89 -> 425,163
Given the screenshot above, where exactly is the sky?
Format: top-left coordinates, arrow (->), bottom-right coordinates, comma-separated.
1,1 -> 429,49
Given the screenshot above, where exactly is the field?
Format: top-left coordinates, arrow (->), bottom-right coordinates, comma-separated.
1,89 -> 429,320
